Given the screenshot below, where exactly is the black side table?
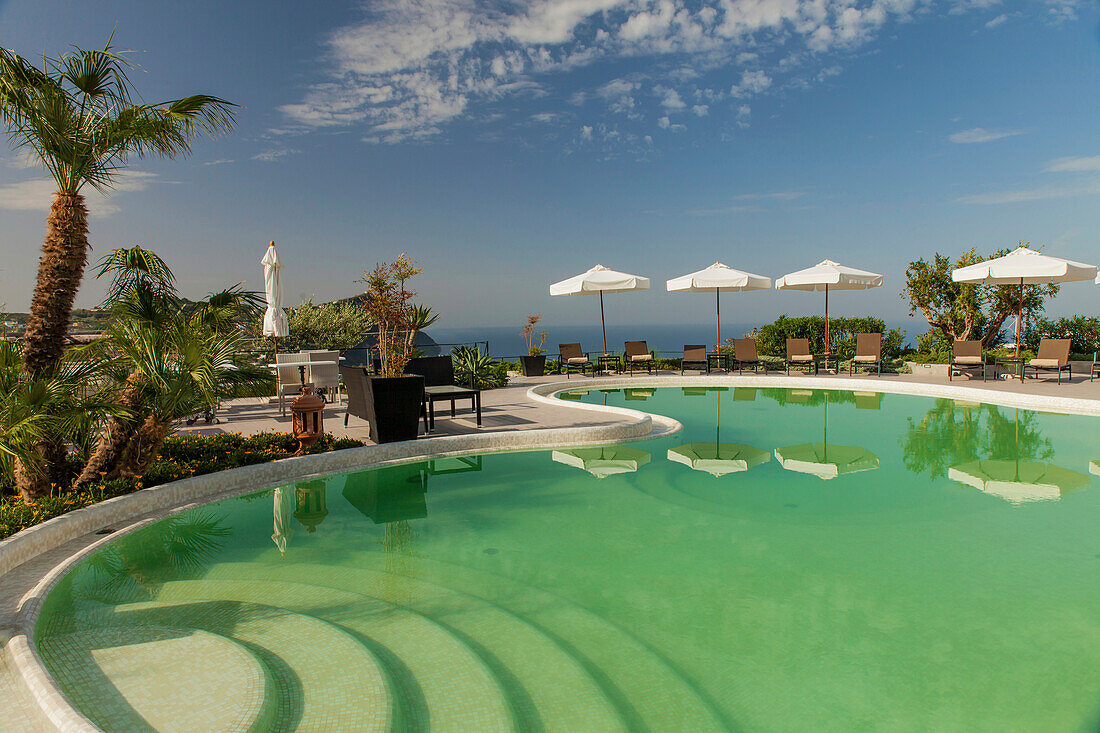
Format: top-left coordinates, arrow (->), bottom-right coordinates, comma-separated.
815,353 -> 839,374
707,352 -> 729,371
597,354 -> 620,375
995,356 -> 1025,381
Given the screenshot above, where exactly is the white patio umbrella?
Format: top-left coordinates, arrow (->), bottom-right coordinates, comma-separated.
951,245 -> 1097,357
550,265 -> 650,355
261,241 -> 289,351
775,260 -> 883,354
271,485 -> 294,555
667,262 -> 771,349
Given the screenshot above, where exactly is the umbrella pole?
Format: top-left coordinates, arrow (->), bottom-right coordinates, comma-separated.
824,284 -> 830,354
716,288 -> 720,351
600,291 -> 608,356
1015,278 -> 1023,358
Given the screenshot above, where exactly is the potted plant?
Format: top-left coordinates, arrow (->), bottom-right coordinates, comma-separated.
520,313 -> 548,377
358,254 -> 427,443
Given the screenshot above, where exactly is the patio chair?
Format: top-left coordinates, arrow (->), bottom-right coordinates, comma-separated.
406,356 -> 482,431
276,352 -> 312,417
849,333 -> 882,376
681,345 -> 709,374
785,338 -> 815,375
732,338 -> 765,374
557,343 -> 592,378
948,341 -> 987,381
623,341 -> 655,376
1023,338 -> 1072,383
307,350 -> 342,404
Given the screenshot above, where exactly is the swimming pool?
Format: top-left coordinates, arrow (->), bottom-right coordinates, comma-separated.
34,387 -> 1100,731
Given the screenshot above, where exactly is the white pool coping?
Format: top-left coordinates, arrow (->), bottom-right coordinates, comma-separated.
3,375 -> 1099,732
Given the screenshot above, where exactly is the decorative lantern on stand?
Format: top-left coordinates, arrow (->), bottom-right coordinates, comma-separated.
291,386 -> 325,455
294,479 -> 329,533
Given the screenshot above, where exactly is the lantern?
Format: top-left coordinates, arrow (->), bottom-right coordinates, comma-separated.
291,386 -> 325,455
294,479 -> 328,533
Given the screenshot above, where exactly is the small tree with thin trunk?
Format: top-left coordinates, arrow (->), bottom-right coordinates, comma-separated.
359,254 -> 423,377
0,40 -> 236,496
903,246 -> 1057,349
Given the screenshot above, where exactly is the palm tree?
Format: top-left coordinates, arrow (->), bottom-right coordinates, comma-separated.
0,40 -> 236,380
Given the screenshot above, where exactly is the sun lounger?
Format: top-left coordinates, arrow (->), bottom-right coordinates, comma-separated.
557,343 -> 592,378
849,333 -> 882,376
948,340 -> 987,381
681,345 -> 709,374
785,338 -> 815,375
1023,338 -> 1072,383
623,341 -> 655,376
732,338 -> 765,374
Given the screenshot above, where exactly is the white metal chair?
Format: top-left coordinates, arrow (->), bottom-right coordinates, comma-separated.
276,352 -> 311,416
307,350 -> 342,404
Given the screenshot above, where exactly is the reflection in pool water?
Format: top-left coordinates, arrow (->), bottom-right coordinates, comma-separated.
34,387 -> 1100,732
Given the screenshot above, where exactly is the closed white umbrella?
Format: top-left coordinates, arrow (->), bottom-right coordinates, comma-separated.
952,246 -> 1097,357
271,485 -> 294,555
775,260 -> 882,354
667,262 -> 771,349
550,264 -> 650,355
261,241 -> 289,351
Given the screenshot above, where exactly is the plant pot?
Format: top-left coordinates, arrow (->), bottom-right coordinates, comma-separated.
520,355 -> 547,377
364,374 -> 425,443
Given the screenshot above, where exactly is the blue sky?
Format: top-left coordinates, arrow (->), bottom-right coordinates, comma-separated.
1,0 -> 1098,333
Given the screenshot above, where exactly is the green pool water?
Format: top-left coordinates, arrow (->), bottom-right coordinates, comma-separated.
35,387 -> 1100,732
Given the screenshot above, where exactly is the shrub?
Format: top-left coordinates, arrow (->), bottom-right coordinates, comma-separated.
747,315 -> 905,359
0,431 -> 364,540
1025,316 -> 1100,357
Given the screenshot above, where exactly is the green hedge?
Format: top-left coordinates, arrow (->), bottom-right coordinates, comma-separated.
748,316 -> 905,359
1025,316 -> 1100,356
0,432 -> 364,540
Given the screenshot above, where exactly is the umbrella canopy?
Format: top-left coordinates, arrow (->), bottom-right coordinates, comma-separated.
951,246 -> 1097,356
667,262 -> 771,349
551,445 -> 651,479
271,485 -> 295,555
550,265 -> 649,355
1089,460 -> 1099,477
775,259 -> 882,353
949,459 -> 1090,504
774,443 -> 880,480
668,442 -> 771,477
261,241 -> 289,342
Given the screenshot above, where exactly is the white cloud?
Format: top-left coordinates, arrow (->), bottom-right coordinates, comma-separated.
985,14 -> 1007,27
692,104 -> 709,116
957,179 -> 1100,205
657,86 -> 686,110
949,127 -> 1024,144
0,171 -> 157,217
204,159 -> 235,166
282,0 -> 1052,146
252,148 -> 299,162
1045,155 -> 1100,173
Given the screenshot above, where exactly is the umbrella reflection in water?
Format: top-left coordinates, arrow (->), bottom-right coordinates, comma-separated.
774,390 -> 880,480
551,445 -> 651,479
668,386 -> 769,477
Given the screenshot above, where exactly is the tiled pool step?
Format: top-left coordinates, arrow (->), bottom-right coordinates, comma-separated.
149,578 -> 516,733
38,626 -> 273,733
107,600 -> 392,733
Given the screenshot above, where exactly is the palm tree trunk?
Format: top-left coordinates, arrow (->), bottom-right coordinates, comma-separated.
72,373 -> 145,492
119,416 -> 174,478
23,191 -> 89,377
15,191 -> 90,500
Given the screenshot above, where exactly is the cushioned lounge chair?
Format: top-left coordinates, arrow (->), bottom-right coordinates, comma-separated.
1023,338 -> 1072,383
733,338 -> 765,374
948,341 -> 987,381
624,341 -> 655,376
681,345 -> 709,374
557,343 -> 592,378
849,333 -> 882,376
785,338 -> 815,375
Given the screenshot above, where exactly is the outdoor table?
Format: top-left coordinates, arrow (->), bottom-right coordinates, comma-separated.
596,354 -> 620,375
707,352 -> 729,371
814,353 -> 840,375
423,385 -> 481,432
995,356 -> 1025,381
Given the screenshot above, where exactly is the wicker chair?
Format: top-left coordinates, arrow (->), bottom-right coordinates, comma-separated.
948,341 -> 987,381
557,343 -> 592,378
849,333 -> 882,376
1023,339 -> 1072,383
623,341 -> 655,376
681,345 -> 709,374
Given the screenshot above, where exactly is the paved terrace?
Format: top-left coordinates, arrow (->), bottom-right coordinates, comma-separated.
179,369 -> 1100,441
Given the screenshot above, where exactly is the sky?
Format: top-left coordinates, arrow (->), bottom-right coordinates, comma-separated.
1,0 -> 1098,335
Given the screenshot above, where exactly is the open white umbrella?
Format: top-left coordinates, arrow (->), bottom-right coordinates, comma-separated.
550,265 -> 649,355
667,262 -> 771,349
951,246 -> 1096,357
261,241 -> 289,351
775,260 -> 883,354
